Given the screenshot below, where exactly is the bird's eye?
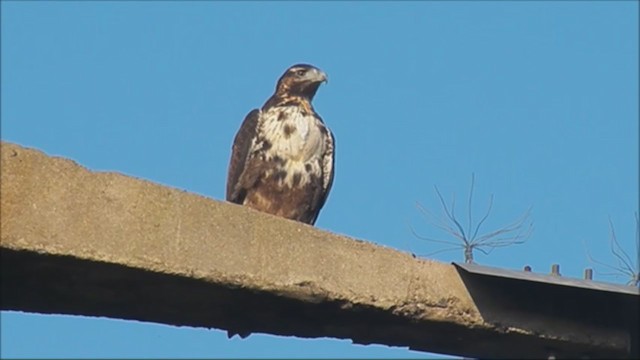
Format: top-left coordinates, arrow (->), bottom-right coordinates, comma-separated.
295,69 -> 306,76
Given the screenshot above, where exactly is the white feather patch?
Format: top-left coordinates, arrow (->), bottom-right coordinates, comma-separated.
260,106 -> 328,187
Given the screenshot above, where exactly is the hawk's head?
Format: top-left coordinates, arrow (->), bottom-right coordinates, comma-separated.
275,64 -> 328,100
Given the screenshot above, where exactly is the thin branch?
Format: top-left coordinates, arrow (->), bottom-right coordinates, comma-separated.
584,238 -> 637,278
473,207 -> 532,245
415,202 -> 466,242
412,174 -> 532,264
409,224 -> 461,246
471,194 -> 494,241
467,173 -> 475,239
434,187 -> 469,244
608,217 -> 635,274
481,237 -> 529,248
479,223 -> 533,247
598,270 -> 634,278
475,246 -> 492,255
415,201 -> 457,235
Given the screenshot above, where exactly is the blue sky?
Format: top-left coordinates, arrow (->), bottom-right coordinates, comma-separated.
1,1 -> 638,358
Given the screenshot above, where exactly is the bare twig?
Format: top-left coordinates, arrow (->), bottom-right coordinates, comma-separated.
412,174 -> 533,263
585,213 -> 639,287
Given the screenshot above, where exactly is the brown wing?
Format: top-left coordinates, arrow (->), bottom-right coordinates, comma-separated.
226,109 -> 260,203
307,127 -> 335,225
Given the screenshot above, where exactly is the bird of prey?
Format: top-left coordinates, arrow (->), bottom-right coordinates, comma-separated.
226,64 -> 334,225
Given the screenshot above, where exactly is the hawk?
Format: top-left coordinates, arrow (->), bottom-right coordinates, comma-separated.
226,64 -> 334,225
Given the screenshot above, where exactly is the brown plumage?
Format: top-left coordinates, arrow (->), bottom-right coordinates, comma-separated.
226,64 -> 334,225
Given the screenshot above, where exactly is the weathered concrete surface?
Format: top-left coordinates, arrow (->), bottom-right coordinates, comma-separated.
0,141 -> 629,358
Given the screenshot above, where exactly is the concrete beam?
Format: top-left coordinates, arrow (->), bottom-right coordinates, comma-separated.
0,142 -> 630,358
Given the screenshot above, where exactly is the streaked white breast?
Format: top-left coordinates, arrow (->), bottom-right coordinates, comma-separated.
261,106 -> 326,162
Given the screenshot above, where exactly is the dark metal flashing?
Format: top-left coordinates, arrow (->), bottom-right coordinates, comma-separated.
454,262 -> 640,296
454,262 -> 639,359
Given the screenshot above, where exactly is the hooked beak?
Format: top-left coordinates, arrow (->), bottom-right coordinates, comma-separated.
309,67 -> 328,84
